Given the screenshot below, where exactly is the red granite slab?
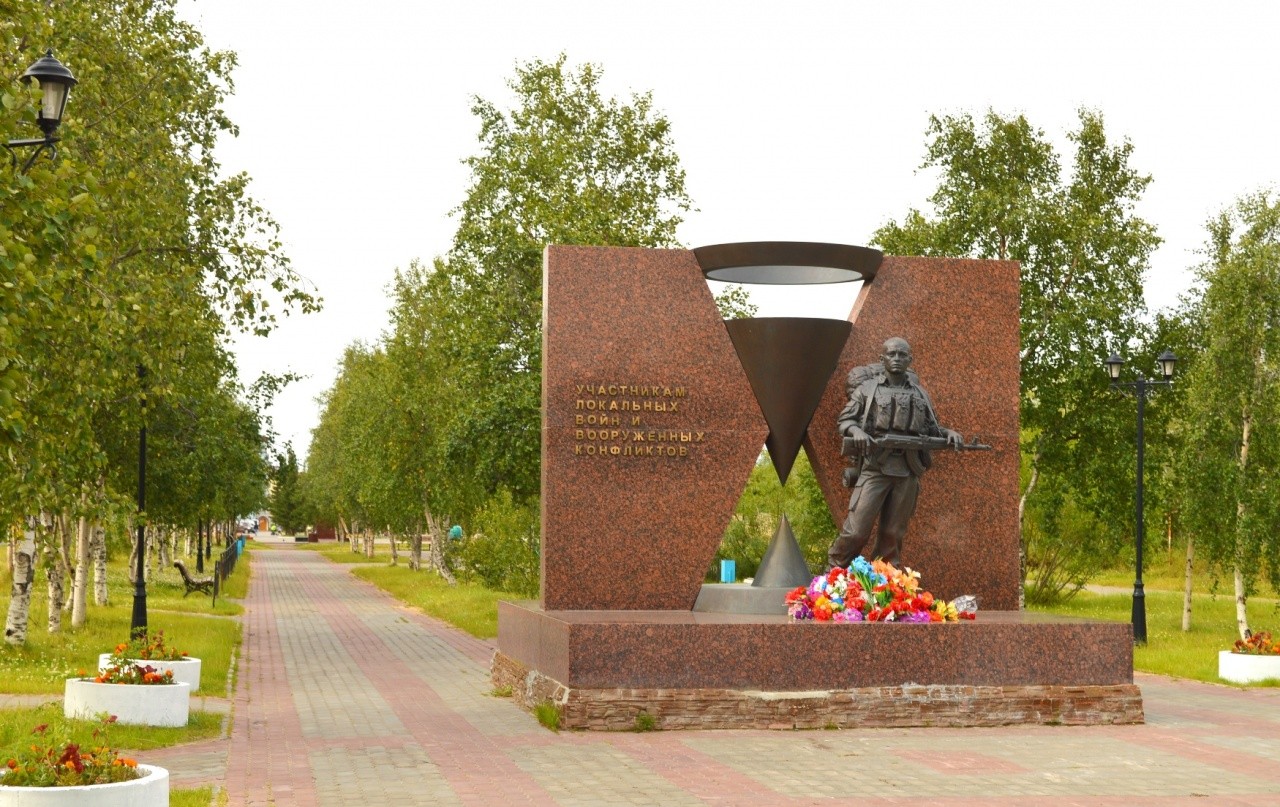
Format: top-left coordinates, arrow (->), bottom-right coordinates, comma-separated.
498,600 -> 1133,690
540,246 -> 769,610
805,256 -> 1022,609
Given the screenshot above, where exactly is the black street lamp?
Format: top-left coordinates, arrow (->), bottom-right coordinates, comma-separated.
131,365 -> 148,639
3,49 -> 77,173
1105,349 -> 1177,645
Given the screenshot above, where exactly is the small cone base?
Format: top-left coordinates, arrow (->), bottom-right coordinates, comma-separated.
751,515 -> 811,588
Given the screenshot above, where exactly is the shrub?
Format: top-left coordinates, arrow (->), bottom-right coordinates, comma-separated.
454,488 -> 540,597
1024,496 -> 1117,605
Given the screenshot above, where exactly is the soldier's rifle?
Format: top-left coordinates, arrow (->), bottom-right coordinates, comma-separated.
842,433 -> 993,457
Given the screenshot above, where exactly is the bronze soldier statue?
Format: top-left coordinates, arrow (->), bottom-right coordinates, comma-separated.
827,337 -> 984,569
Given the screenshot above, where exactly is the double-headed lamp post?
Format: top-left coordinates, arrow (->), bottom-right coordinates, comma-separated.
3,49 -> 77,173
1105,349 -> 1177,645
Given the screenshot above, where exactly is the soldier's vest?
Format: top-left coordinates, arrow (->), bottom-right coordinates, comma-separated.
857,379 -> 936,477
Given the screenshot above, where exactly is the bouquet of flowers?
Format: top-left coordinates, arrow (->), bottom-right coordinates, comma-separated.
1232,630 -> 1279,655
1,716 -> 139,787
785,557 -> 975,623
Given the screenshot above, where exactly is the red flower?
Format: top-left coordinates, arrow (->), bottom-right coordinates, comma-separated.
55,744 -> 84,774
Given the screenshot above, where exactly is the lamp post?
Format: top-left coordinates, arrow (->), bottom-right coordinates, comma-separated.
131,365 -> 148,639
1105,349 -> 1177,645
3,49 -> 77,173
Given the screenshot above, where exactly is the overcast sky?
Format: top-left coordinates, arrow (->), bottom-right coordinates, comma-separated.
176,0 -> 1280,460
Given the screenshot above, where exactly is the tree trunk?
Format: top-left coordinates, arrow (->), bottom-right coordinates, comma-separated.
46,567 -> 65,631
424,510 -> 457,585
158,525 -> 171,569
59,513 -> 74,614
128,518 -> 139,585
1016,451 -> 1040,612
71,515 -> 90,628
1233,402 -> 1253,639
1233,564 -> 1249,640
46,517 -> 66,633
4,523 -> 36,645
409,529 -> 422,572
1181,531 -> 1193,633
388,528 -> 399,566
92,523 -> 108,606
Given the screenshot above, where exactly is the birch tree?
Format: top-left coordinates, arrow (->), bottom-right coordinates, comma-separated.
1175,191 -> 1280,638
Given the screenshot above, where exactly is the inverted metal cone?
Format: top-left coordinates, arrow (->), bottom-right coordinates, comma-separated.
725,317 -> 852,483
751,515 -> 811,588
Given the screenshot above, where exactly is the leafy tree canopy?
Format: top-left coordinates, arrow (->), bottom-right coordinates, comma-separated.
873,109 -> 1165,594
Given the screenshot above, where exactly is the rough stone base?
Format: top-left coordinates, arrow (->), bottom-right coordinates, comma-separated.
492,652 -> 1144,731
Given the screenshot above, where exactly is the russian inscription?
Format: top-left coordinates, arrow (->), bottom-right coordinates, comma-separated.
570,383 -> 699,458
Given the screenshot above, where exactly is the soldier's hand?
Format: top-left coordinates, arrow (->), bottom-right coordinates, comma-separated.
846,426 -> 870,455
943,429 -> 963,449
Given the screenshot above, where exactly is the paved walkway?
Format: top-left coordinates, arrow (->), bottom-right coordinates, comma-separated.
140,547 -> 1280,806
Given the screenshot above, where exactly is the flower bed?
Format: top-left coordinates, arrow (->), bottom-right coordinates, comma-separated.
1219,630 -> 1280,684
0,763 -> 167,806
1,717 -> 168,806
97,654 -> 201,692
785,557 -> 975,622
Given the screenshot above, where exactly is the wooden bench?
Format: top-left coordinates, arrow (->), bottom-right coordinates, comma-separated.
174,560 -> 214,597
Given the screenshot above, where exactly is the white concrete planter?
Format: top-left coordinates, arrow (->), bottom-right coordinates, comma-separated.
1219,650 -> 1280,684
0,763 -> 167,807
98,654 -> 201,692
63,679 -> 190,727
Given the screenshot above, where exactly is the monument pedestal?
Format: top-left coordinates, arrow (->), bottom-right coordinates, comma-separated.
493,601 -> 1143,730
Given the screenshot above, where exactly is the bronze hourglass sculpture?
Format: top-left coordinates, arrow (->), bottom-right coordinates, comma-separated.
691,242 -> 881,614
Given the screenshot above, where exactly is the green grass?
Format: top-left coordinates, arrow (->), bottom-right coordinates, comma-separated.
215,554 -> 249,601
0,702 -> 223,757
348,564 -> 519,639
1031,588 -> 1280,684
171,787 -> 215,807
1090,551 -> 1279,598
533,700 -> 561,731
0,547 -> 246,695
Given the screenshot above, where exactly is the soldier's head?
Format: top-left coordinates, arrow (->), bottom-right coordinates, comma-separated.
880,337 -> 913,377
